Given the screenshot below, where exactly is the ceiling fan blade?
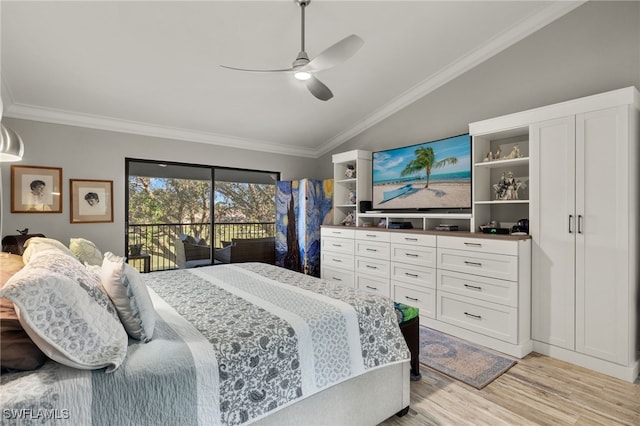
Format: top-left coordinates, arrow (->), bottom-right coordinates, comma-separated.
303,34 -> 364,73
220,65 -> 294,73
306,76 -> 333,101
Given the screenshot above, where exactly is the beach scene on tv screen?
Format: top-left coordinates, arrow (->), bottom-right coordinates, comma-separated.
372,135 -> 471,210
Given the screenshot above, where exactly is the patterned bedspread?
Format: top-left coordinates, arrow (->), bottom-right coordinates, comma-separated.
0,263 -> 409,425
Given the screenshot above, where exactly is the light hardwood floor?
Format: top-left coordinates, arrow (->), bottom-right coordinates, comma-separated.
379,352 -> 640,425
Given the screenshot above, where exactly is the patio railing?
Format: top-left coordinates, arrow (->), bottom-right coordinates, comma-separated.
127,221 -> 275,272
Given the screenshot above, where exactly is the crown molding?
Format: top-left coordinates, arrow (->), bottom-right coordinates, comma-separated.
314,1 -> 586,158
3,102 -> 319,158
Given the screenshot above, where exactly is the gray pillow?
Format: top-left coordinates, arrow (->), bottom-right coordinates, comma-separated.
0,250 -> 128,372
101,252 -> 156,342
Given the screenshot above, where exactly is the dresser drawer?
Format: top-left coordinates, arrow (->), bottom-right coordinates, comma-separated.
437,291 -> 517,343
321,267 -> 355,288
394,284 -> 435,319
321,236 -> 354,255
437,248 -> 518,281
356,273 -> 390,297
321,251 -> 354,271
355,230 -> 391,242
321,227 -> 355,239
390,232 -> 436,247
355,257 -> 389,278
355,240 -> 390,260
391,263 -> 435,289
437,270 -> 517,307
390,243 -> 436,268
437,235 -> 518,256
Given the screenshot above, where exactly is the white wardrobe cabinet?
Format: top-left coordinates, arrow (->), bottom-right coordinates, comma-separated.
531,104 -> 638,376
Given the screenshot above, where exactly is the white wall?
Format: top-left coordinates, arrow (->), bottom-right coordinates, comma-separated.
318,0 -> 640,174
0,119 -> 322,255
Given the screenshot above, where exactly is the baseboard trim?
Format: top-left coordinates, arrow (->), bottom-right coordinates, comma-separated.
532,340 -> 639,383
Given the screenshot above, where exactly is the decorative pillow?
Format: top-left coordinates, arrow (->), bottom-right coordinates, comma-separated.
0,253 -> 47,371
69,237 -> 103,266
101,252 -> 155,342
22,237 -> 76,264
214,245 -> 231,264
0,250 -> 128,372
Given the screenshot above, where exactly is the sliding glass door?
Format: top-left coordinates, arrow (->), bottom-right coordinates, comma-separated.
125,159 -> 278,272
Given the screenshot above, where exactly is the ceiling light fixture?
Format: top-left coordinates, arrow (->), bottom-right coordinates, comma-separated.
0,123 -> 25,162
294,71 -> 312,81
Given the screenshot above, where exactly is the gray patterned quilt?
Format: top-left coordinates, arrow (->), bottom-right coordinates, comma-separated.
1,263 -> 409,425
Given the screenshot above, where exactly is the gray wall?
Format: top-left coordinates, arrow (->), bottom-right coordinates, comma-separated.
2,1 -> 639,255
0,119 -> 322,255
318,0 -> 640,174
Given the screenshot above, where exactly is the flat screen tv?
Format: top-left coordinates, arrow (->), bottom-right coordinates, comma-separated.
371,134 -> 472,211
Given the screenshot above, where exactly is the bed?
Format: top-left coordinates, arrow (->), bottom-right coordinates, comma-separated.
0,241 -> 410,426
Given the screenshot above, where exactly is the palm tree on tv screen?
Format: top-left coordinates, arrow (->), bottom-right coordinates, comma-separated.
400,146 -> 458,188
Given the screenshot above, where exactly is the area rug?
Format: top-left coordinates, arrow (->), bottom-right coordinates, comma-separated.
419,326 -> 516,389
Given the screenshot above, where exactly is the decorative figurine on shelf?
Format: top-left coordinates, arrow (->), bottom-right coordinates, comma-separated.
493,146 -> 502,160
493,171 -> 523,200
484,151 -> 493,162
378,218 -> 387,228
493,172 -> 508,199
341,210 -> 356,226
505,144 -> 521,160
345,164 -> 356,178
348,190 -> 357,204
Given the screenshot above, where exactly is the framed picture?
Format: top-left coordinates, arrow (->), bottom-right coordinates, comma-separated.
70,179 -> 113,223
11,165 -> 63,213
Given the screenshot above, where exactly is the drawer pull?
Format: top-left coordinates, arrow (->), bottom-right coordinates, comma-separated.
464,284 -> 482,291
404,237 -> 418,242
464,242 -> 482,247
332,243 -> 342,247
404,272 -> 419,278
366,248 -> 378,252
333,231 -> 342,234
366,285 -> 378,290
332,258 -> 342,263
404,296 -> 419,302
405,253 -> 419,258
464,312 -> 482,320
365,234 -> 378,238
366,265 -> 378,270
464,261 -> 483,267
332,277 -> 343,281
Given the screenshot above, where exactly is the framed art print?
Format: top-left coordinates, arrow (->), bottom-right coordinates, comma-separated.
11,165 -> 63,213
70,179 -> 113,223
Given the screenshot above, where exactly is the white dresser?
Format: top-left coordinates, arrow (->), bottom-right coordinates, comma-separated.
320,227 -> 355,288
321,226 -> 532,358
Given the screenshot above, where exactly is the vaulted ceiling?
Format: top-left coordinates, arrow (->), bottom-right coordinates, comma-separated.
1,1 -> 583,158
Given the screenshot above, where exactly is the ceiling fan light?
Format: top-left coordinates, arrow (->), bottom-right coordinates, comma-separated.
294,71 -> 312,81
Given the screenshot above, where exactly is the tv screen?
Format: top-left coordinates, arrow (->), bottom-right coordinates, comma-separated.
372,134 -> 471,211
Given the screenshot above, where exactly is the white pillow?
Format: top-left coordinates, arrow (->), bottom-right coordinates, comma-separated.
0,250 -> 128,372
22,237 -> 76,264
69,237 -> 103,266
101,252 -> 155,342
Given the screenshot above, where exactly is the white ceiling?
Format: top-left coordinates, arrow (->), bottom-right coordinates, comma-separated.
1,1 -> 583,158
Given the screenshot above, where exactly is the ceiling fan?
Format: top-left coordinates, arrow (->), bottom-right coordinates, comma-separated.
220,0 -> 364,101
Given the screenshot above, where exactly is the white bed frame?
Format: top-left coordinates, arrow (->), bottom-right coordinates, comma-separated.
255,361 -> 410,425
